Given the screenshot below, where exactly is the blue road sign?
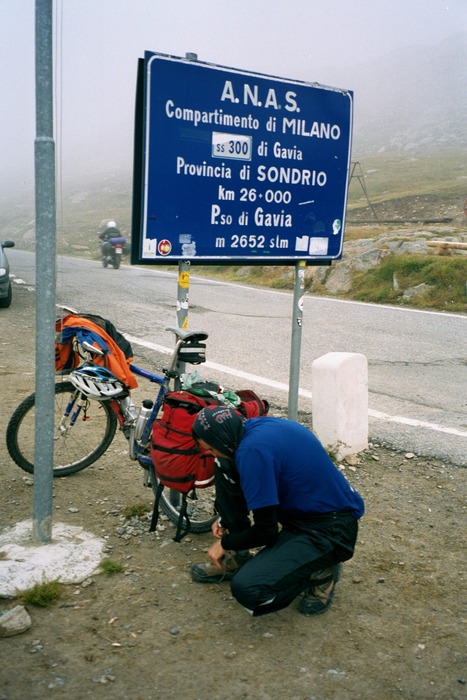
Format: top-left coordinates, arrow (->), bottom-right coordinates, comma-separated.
138,53 -> 353,263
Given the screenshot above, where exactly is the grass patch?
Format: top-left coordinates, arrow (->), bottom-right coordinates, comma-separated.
16,579 -> 64,607
351,255 -> 467,311
100,559 -> 124,575
121,502 -> 151,519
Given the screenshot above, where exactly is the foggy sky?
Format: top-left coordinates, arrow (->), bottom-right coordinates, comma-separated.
1,0 -> 466,196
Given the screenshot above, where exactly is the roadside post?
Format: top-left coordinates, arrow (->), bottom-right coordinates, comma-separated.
1,1 -> 109,598
173,54 -> 199,389
288,261 -> 306,419
131,52 -> 353,416
176,261 -> 190,331
175,259 -> 190,389
33,0 -> 56,543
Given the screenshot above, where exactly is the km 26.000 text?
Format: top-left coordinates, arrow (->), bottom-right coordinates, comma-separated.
239,188 -> 292,203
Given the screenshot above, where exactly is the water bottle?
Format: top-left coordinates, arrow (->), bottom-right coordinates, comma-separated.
134,399 -> 154,440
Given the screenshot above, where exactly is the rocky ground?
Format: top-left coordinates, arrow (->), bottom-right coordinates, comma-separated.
0,275 -> 466,700
313,224 -> 466,296
311,193 -> 467,295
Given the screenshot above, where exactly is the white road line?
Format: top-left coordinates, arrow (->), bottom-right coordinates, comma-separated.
126,334 -> 467,438
11,277 -> 28,285
125,334 -> 311,396
368,410 -> 467,437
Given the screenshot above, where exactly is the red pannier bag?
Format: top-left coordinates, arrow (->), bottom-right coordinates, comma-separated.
149,388 -> 269,541
150,391 -> 219,495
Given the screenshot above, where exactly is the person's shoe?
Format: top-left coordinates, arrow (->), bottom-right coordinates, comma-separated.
190,550 -> 252,583
298,564 -> 342,616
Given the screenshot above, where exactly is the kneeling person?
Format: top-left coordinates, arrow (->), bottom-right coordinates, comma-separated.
190,406 -> 364,617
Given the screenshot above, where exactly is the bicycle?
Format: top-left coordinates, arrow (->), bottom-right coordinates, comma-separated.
6,321 -> 217,536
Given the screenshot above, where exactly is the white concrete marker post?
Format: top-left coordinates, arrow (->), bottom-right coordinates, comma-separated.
311,352 -> 368,461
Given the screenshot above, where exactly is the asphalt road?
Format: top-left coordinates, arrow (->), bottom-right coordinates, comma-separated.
7,250 -> 467,466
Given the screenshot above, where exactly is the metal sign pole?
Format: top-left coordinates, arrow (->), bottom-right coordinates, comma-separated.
33,0 -> 56,543
176,260 -> 191,332
175,260 -> 190,389
288,261 -> 306,421
173,52 -> 198,390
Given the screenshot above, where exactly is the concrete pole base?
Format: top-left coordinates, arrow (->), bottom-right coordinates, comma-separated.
0,520 -> 105,598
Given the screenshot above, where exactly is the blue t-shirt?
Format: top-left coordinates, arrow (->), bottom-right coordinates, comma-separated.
235,417 -> 364,519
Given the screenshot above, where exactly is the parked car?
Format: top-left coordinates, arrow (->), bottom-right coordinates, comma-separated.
0,240 -> 15,308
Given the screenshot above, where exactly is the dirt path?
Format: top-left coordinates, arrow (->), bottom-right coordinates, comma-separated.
0,284 -> 465,700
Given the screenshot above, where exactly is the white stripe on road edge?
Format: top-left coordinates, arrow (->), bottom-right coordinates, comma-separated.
125,334 -> 308,395
126,335 -> 467,439
368,410 -> 467,437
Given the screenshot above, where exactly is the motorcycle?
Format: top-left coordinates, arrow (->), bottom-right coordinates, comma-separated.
100,236 -> 127,269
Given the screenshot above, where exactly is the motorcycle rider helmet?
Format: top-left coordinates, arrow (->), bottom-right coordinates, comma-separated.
104,223 -> 120,236
98,219 -> 120,238
69,362 -> 128,399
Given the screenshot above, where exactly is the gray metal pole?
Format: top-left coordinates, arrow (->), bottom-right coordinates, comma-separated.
287,261 -> 306,421
175,260 -> 190,389
33,0 -> 57,543
176,260 -> 191,332
173,53 -> 198,390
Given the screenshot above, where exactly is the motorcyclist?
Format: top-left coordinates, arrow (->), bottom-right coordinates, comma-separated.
99,220 -> 120,252
98,220 -> 127,268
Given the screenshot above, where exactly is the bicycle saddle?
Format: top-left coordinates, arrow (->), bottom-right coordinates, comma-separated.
166,326 -> 209,342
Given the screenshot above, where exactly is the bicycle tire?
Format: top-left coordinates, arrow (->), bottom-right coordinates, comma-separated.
6,380 -> 118,477
149,467 -> 217,534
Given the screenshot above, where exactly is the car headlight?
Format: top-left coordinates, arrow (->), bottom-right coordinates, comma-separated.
0,268 -> 7,276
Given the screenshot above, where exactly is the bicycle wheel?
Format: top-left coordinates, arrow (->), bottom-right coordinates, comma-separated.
6,380 -> 118,477
149,468 -> 217,534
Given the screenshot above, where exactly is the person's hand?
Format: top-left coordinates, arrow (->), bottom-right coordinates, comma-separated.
207,540 -> 226,571
211,518 -> 227,540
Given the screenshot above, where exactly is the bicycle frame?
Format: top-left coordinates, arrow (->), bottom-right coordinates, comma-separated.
125,363 -> 169,469
59,392 -> 92,434
6,321 -> 218,535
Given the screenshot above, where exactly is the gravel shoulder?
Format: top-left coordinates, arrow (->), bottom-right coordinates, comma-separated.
0,283 -> 465,700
